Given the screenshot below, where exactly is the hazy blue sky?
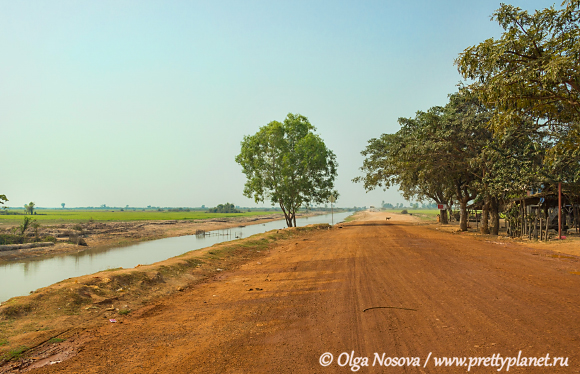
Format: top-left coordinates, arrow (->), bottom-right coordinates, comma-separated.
1,0 -> 553,208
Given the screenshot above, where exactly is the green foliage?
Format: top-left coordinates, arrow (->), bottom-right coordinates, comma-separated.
401,210 -> 408,214
0,234 -> 24,245
207,203 -> 240,213
19,216 -> 34,236
456,0 -> 580,151
0,194 -> 7,207
2,346 -> 28,361
44,235 -> 57,243
356,88 -> 551,231
236,113 -> 338,227
30,220 -> 41,241
24,202 -> 35,215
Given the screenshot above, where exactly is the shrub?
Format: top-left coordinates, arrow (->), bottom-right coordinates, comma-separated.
0,234 -> 24,245
44,236 -> 57,243
401,210 -> 408,214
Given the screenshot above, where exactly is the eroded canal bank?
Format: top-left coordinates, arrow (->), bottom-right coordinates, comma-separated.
0,219 -> 347,371
0,212 -> 352,302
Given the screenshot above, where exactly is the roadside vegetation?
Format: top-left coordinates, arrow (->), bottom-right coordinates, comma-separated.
355,1 -> 580,238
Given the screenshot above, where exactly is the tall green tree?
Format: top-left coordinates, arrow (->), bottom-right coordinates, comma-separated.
357,89 -> 503,231
236,113 -> 338,227
353,109 -> 455,223
456,0 -> 580,150
0,194 -> 7,206
24,202 -> 35,215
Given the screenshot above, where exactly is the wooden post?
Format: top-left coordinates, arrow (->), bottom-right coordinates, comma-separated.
558,182 -> 562,240
520,201 -> 524,237
534,207 -> 540,240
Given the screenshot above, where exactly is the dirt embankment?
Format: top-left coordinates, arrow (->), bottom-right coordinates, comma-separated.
0,224 -> 333,372
0,214 -> 300,263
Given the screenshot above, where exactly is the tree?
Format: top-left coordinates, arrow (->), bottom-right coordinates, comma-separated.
0,194 -> 7,210
207,203 -> 241,213
354,107 -> 456,224
61,203 -> 65,209
456,0 -> 580,151
24,202 -> 35,215
20,216 -> 33,236
356,89 -> 497,230
236,113 -> 338,227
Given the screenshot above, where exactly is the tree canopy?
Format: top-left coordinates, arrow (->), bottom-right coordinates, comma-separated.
235,113 -> 338,227
24,202 -> 35,215
207,203 -> 240,213
456,0 -> 580,150
355,89 -> 549,232
357,0 -> 580,236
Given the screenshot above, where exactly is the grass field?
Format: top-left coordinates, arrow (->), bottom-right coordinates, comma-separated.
0,209 -> 281,224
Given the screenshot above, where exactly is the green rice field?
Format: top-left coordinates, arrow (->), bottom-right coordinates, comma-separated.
0,209 -> 281,224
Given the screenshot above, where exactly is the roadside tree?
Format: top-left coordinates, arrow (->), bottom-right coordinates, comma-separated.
353,111 -> 455,224
456,0 -> 580,150
236,113 -> 338,227
356,89 -> 499,231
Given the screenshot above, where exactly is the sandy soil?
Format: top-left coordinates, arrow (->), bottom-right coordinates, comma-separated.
352,210 -> 421,223
5,216 -> 578,373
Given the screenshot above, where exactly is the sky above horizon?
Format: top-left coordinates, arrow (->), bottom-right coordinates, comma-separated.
1,0 -> 554,209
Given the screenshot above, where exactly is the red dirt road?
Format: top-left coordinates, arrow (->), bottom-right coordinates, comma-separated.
29,220 -> 580,373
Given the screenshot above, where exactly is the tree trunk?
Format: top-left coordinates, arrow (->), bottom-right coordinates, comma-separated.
480,198 -> 490,234
489,197 -> 500,235
439,209 -> 448,224
279,201 -> 294,227
459,198 -> 469,231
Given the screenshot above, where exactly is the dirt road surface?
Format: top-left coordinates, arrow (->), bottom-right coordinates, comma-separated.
22,217 -> 580,373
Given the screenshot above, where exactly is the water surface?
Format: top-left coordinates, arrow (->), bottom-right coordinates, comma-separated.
0,212 -> 351,302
